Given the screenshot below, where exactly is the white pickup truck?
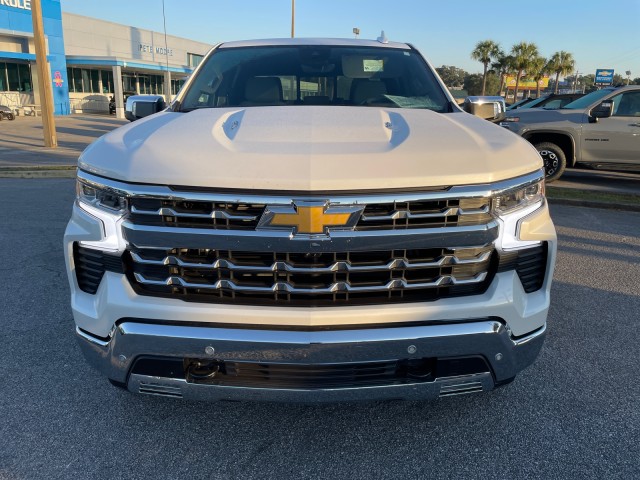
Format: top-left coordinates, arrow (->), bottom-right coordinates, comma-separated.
64,38 -> 556,402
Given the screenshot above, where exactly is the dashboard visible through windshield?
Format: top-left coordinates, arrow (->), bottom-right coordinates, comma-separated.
179,45 -> 450,112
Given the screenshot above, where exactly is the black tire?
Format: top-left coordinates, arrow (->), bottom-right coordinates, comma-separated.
534,142 -> 566,182
7,113 -> 15,121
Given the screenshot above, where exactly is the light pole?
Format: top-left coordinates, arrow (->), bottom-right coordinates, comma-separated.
353,28 -> 360,39
162,0 -> 172,103
291,0 -> 295,38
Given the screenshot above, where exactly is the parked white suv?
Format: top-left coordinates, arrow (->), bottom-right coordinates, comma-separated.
65,38 -> 556,402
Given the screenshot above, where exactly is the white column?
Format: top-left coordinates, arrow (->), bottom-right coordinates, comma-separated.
164,70 -> 172,104
112,65 -> 125,119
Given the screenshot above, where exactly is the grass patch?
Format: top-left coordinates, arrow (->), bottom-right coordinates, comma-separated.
546,186 -> 640,206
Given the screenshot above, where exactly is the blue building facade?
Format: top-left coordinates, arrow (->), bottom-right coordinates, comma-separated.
0,0 -> 70,115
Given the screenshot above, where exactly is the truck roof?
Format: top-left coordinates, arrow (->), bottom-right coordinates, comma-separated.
218,37 -> 411,49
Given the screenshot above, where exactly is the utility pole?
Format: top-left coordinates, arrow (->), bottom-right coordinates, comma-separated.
572,70 -> 580,93
31,0 -> 57,147
291,0 -> 295,38
162,0 -> 172,104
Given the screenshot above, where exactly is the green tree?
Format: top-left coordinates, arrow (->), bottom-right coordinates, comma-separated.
612,73 -> 625,85
464,73 -> 501,96
435,65 -> 467,88
471,40 -> 501,95
548,51 -> 575,94
491,51 -> 514,96
510,42 -> 540,101
528,56 -> 549,98
582,74 -> 595,90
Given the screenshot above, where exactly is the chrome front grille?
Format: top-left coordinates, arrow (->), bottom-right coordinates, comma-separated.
128,196 -> 492,231
75,169 -> 551,306
126,245 -> 496,306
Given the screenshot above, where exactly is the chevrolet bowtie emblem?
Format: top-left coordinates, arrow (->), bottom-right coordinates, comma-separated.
258,201 -> 364,235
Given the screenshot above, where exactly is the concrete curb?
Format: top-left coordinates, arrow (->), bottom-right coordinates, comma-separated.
0,166 -> 76,178
546,197 -> 640,213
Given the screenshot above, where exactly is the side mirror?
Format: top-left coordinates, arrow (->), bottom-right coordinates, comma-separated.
589,100 -> 613,123
125,95 -> 166,122
463,96 -> 506,122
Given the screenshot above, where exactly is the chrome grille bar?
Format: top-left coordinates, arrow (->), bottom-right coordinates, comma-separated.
130,205 -> 258,221
133,272 -> 488,294
360,205 -> 489,222
130,250 -> 492,273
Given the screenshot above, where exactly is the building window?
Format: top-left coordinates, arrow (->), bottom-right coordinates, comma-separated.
90,70 -> 99,93
0,63 -> 6,91
0,62 -> 33,93
101,70 -> 113,93
6,63 -> 19,91
171,78 -> 186,95
122,74 -> 136,93
187,53 -> 203,68
0,62 -> 32,92
67,67 -> 112,94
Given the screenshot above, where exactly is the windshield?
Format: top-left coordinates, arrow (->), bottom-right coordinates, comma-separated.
518,96 -> 549,109
562,89 -> 614,109
179,45 -> 450,112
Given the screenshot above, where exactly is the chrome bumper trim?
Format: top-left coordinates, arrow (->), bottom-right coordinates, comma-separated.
126,372 -> 495,403
75,319 -> 546,403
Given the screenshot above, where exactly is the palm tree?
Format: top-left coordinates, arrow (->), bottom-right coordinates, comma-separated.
529,56 -> 548,98
510,42 -> 540,103
548,51 -> 576,94
491,51 -> 514,96
471,40 -> 501,95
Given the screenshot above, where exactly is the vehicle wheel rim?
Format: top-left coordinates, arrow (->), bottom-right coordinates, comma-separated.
539,150 -> 558,176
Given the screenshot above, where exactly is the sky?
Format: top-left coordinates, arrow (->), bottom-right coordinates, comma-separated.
62,0 -> 640,79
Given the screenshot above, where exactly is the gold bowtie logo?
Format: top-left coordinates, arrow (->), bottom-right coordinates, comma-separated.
259,202 -> 363,235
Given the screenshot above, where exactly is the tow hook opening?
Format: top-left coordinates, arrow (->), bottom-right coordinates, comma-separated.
185,359 -> 223,380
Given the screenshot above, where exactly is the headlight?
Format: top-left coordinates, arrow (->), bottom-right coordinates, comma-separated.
493,179 -> 545,215
76,179 -> 127,213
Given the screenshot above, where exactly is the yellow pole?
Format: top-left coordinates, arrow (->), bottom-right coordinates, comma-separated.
291,0 -> 295,38
31,0 -> 57,148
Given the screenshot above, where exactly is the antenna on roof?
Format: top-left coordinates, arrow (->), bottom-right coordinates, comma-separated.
377,30 -> 388,44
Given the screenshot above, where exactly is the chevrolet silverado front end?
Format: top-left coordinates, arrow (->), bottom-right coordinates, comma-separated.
64,38 -> 556,402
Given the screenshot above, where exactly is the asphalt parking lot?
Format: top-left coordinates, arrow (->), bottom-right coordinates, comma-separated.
0,178 -> 639,480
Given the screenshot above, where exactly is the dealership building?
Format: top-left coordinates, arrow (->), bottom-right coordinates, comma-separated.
0,0 -> 211,117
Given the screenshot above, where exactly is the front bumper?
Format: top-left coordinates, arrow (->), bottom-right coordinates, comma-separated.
76,318 -> 545,402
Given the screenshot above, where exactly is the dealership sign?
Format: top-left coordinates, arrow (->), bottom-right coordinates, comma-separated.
139,43 -> 174,56
595,69 -> 614,86
0,0 -> 31,9
505,75 -> 549,89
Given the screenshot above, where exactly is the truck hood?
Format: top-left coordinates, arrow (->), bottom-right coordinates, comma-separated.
80,106 -> 541,191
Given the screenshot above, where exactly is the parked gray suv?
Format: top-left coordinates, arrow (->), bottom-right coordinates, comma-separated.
501,86 -> 640,181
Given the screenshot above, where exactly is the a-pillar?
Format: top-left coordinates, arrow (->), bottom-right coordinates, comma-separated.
112,65 -> 125,119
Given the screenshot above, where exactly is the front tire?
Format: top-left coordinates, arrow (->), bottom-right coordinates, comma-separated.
535,142 -> 566,182
6,113 -> 15,121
